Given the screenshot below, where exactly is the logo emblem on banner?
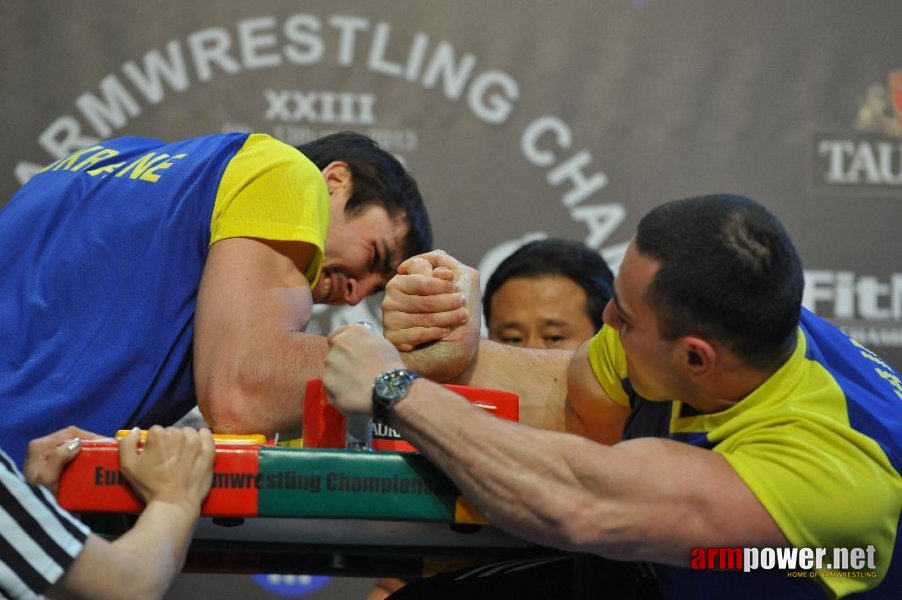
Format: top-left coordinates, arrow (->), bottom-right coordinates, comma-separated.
809,68 -> 902,199
890,69 -> 902,132
854,69 -> 902,138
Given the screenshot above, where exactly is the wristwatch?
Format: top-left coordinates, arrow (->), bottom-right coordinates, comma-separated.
372,368 -> 420,423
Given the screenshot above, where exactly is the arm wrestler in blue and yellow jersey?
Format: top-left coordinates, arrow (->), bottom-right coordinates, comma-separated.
0,131 -> 432,467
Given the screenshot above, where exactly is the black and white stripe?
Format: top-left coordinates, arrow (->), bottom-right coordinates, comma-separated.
0,450 -> 88,600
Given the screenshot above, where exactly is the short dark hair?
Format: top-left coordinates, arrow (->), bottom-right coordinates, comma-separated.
635,194 -> 803,370
298,132 -> 432,259
483,238 -> 614,331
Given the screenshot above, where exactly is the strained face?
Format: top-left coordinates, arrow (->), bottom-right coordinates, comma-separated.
314,203 -> 408,306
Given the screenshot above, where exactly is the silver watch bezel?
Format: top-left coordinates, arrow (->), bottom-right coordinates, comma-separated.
372,368 -> 419,421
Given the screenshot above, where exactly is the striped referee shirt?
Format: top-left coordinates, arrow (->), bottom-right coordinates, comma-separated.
0,449 -> 88,599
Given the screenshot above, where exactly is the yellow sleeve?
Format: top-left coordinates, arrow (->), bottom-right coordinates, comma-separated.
210,133 -> 329,287
586,325 -> 631,408
717,417 -> 902,596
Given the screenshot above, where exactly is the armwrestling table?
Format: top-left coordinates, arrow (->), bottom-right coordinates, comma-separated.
62,442 -> 557,579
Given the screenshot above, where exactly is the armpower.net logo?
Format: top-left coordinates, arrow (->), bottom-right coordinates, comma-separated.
691,546 -> 878,579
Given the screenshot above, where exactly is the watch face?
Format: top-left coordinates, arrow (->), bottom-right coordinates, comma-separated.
375,372 -> 410,401
372,369 -> 419,422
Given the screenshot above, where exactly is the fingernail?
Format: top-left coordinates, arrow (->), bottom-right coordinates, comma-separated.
65,438 -> 81,452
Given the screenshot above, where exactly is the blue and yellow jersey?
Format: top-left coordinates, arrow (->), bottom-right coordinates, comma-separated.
0,133 -> 329,466
588,307 -> 902,598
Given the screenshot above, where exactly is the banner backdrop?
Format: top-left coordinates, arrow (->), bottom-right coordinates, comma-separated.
2,1 -> 901,369
2,1 -> 901,597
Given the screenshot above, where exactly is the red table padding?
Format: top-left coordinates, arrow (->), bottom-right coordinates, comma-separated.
303,378 -> 519,451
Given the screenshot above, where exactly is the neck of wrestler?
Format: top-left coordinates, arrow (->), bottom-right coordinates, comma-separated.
675,339 -> 795,415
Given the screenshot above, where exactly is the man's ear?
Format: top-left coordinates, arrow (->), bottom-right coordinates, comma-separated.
680,336 -> 716,380
322,161 -> 352,195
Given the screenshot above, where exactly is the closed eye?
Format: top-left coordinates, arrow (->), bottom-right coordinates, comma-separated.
371,240 -> 396,278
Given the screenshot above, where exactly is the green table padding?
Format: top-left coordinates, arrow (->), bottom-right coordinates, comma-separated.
257,447 -> 461,521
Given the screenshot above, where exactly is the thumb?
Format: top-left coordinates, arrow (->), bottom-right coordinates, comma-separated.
118,427 -> 141,469
56,437 -> 83,467
25,437 -> 83,495
399,256 -> 434,276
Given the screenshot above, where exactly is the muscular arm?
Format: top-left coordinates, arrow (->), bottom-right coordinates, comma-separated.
452,339 -> 572,432
390,379 -> 786,564
564,340 -> 630,444
383,251 -> 571,429
194,237 -> 328,438
324,328 -> 786,566
383,252 -> 628,435
408,334 -> 628,437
